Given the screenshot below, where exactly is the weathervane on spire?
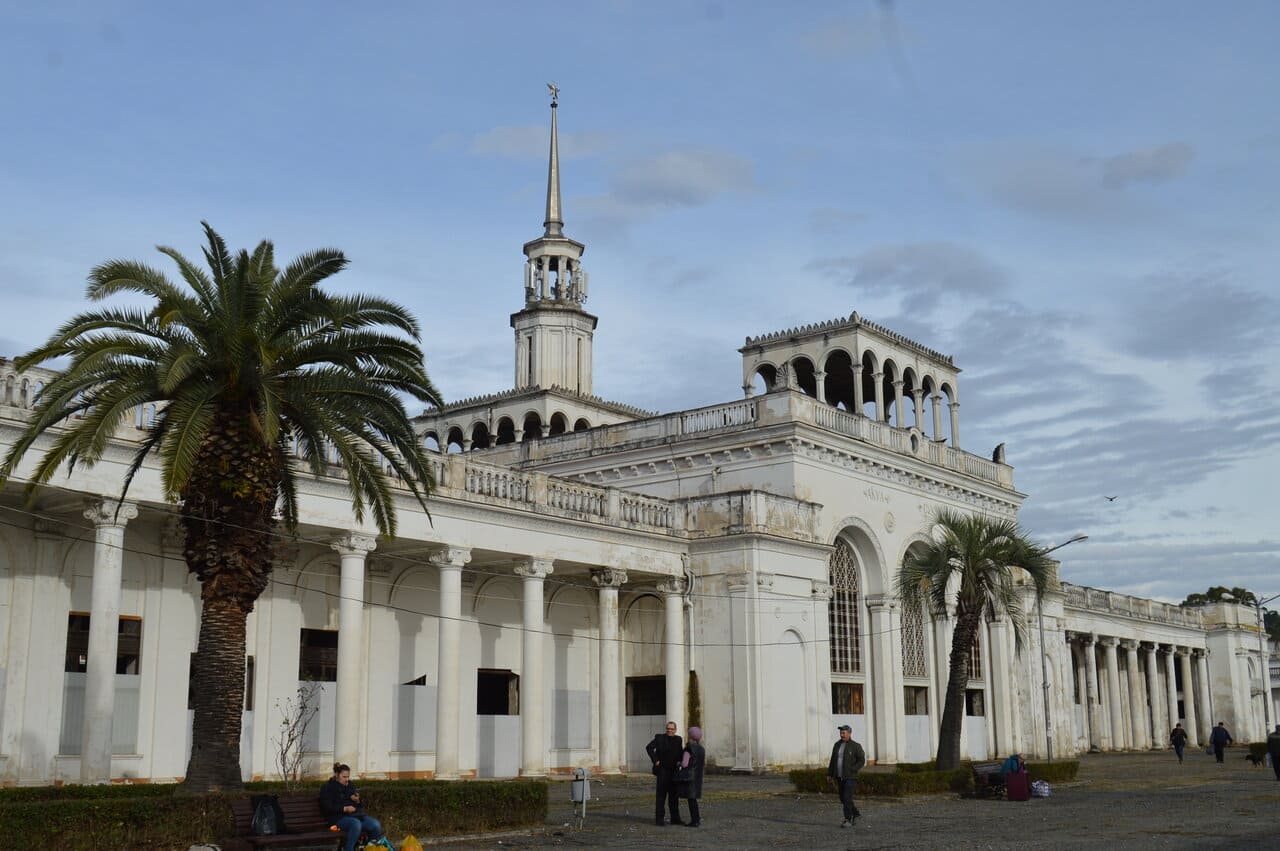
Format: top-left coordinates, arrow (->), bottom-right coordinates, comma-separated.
547,82 -> 559,106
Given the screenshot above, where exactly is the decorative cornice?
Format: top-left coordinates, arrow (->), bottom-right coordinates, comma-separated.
83,498 -> 138,527
514,557 -> 554,579
592,568 -> 628,588
864,593 -> 900,612
417,384 -> 653,420
428,545 -> 472,568
741,310 -> 955,367
656,577 -> 688,595
331,533 -> 377,556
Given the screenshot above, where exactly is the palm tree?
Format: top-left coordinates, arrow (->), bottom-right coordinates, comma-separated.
897,509 -> 1055,771
0,223 -> 441,792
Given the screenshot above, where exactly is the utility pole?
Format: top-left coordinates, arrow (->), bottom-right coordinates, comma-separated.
1256,592 -> 1279,734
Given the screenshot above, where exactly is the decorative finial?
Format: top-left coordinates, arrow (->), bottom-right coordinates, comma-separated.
547,81 -> 559,106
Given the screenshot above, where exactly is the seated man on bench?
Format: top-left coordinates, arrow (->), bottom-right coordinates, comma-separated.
320,762 -> 385,851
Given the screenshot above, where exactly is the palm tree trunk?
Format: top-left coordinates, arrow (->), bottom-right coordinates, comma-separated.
185,592 -> 251,791
180,407 -> 279,793
936,611 -> 980,770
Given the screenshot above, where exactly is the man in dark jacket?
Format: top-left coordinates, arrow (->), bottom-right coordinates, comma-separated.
1267,724 -> 1280,780
1209,721 -> 1234,763
645,720 -> 684,826
826,724 -> 866,828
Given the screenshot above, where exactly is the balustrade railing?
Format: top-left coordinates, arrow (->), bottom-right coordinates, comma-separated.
1062,583 -> 1204,627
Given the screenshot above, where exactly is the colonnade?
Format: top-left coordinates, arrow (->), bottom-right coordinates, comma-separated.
72,505 -> 689,782
754,361 -> 961,447
1068,632 -> 1211,751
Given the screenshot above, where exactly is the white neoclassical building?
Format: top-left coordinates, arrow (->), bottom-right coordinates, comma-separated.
0,100 -> 1272,786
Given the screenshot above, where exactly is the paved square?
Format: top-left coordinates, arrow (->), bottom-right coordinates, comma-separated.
446,752 -> 1279,849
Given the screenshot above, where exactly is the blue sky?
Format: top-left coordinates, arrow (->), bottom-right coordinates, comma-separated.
2,1 -> 1278,603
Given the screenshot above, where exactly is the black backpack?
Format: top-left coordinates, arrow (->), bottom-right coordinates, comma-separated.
249,794 -> 288,836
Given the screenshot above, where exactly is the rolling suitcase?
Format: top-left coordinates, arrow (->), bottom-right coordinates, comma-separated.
1006,770 -> 1031,801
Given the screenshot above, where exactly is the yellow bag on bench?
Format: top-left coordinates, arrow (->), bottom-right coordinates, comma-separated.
400,835 -> 423,851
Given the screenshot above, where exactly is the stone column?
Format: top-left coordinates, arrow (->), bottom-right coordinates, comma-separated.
1101,638 -> 1125,749
852,364 -> 864,414
1179,650 -> 1199,746
1123,641 -> 1147,749
1163,646 -> 1179,729
987,616 -> 1014,755
81,499 -> 138,783
949,402 -> 961,448
1194,650 -> 1212,743
1143,643 -> 1163,749
892,379 -> 905,426
431,546 -> 471,780
515,558 -> 554,776
932,605 -> 955,736
593,568 -> 627,774
331,533 -> 376,772
814,370 -> 827,404
931,394 -> 943,438
659,579 -> 687,730
913,391 -> 925,433
865,595 -> 901,763
872,372 -> 885,422
1083,635 -> 1102,751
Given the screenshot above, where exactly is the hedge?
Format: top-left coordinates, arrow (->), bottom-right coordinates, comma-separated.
0,779 -> 548,851
1027,761 -> 1078,783
788,767 -> 969,796
789,759 -> 1078,797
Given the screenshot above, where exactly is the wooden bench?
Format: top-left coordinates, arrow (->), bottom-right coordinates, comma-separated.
971,761 -> 1006,798
223,795 -> 344,850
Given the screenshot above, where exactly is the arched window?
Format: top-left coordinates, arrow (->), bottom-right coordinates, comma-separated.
828,539 -> 861,674
901,603 -> 927,678
965,628 -> 983,681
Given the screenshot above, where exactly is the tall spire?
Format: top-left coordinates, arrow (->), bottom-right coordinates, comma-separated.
543,82 -> 563,238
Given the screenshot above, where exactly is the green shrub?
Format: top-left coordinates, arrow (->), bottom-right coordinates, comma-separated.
788,767 -> 969,796
788,768 -> 829,793
895,760 -> 940,773
0,783 -> 177,802
1027,760 -> 1078,783
0,780 -> 548,851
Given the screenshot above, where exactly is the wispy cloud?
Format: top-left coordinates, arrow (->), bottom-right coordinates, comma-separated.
578,146 -> 757,235
811,241 -> 1010,312
974,141 -> 1196,221
1101,142 -> 1194,189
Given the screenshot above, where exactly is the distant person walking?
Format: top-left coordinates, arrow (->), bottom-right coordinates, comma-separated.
1267,724 -> 1280,780
677,726 -> 706,827
646,721 -> 684,826
1209,721 -> 1234,763
826,724 -> 866,828
1170,723 -> 1189,764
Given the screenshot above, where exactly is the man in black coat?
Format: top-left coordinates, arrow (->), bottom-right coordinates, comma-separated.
645,720 -> 684,826
1209,721 -> 1234,763
1267,724 -> 1280,781
826,724 -> 866,828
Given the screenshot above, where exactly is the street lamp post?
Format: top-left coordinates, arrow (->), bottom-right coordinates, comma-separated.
1038,533 -> 1089,763
1255,592 -> 1279,733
